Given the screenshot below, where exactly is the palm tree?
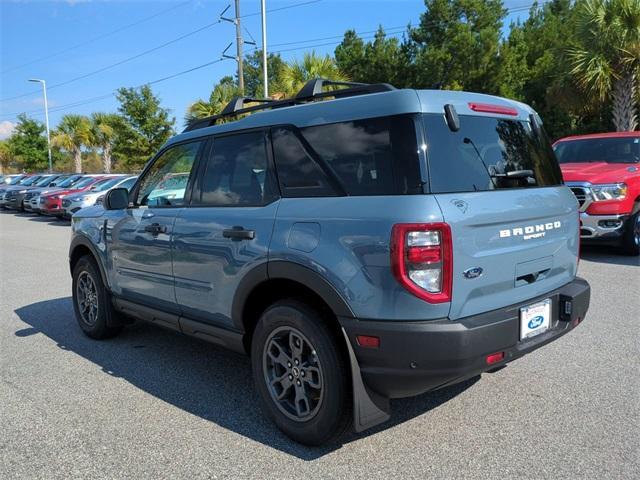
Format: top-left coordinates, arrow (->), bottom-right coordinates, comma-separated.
52,114 -> 92,173
90,113 -> 120,173
280,52 -> 349,96
569,0 -> 640,131
185,76 -> 241,124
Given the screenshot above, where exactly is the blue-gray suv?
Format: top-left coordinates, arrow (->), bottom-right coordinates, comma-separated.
69,79 -> 591,445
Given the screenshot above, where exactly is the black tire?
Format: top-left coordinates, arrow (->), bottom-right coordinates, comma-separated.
72,255 -> 123,339
251,299 -> 352,446
620,210 -> 640,256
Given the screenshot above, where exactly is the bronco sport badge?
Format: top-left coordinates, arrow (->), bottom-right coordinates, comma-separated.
500,221 -> 562,240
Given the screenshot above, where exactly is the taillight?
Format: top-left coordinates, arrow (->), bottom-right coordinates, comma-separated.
391,223 -> 453,303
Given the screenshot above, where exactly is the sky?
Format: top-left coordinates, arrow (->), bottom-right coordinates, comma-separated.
0,0 -> 537,138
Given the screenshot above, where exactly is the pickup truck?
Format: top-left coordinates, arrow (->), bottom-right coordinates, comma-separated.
554,132 -> 640,256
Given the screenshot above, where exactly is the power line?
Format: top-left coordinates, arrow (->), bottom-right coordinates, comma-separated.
1,20 -> 222,103
0,0 -> 325,104
0,0 -> 193,76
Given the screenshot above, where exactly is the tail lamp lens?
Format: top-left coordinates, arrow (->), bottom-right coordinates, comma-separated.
391,223 -> 452,303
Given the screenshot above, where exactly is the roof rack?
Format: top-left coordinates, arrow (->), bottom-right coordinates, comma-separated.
183,78 -> 396,132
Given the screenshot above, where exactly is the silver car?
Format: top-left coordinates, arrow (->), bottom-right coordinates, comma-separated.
62,176 -> 136,218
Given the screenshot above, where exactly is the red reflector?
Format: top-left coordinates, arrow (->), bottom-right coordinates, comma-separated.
407,246 -> 441,264
356,335 -> 380,349
468,102 -> 518,116
486,352 -> 505,365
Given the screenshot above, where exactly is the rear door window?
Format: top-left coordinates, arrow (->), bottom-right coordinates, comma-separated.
423,114 -> 563,193
196,131 -> 278,206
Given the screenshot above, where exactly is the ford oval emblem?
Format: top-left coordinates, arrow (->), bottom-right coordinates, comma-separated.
528,315 -> 545,329
463,267 -> 483,279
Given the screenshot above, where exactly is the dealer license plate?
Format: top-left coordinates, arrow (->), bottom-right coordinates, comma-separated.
520,299 -> 551,340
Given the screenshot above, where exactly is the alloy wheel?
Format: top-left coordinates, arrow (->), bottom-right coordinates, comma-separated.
263,326 -> 324,422
76,271 -> 99,326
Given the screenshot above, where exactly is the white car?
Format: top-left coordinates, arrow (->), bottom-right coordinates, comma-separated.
61,176 -> 136,218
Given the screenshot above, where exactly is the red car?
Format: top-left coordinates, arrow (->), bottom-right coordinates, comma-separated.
554,131 -> 640,255
41,176 -> 106,217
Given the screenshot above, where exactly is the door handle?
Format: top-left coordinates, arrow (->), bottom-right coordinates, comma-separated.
144,223 -> 167,235
223,226 -> 255,240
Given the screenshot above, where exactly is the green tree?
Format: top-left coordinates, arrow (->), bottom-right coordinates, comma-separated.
185,76 -> 240,124
52,114 -> 92,173
243,50 -> 287,97
279,51 -> 348,96
409,0 -> 506,92
114,85 -> 175,170
0,140 -> 12,174
90,113 -> 121,173
335,27 -> 413,87
6,114 -> 48,171
570,0 -> 640,131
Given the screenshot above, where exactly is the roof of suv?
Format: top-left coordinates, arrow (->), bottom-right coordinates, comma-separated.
172,88 -> 536,148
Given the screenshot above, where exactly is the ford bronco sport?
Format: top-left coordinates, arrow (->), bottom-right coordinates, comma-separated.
69,79 -> 591,445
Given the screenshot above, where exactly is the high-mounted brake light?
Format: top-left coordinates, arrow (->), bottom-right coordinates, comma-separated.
468,102 -> 518,116
391,223 -> 453,303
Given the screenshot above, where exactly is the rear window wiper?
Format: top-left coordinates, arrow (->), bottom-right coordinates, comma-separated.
490,169 -> 535,179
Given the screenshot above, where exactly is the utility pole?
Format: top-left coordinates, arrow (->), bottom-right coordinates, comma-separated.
29,79 -> 52,172
234,0 -> 244,94
261,0 -> 268,97
221,2 -> 245,95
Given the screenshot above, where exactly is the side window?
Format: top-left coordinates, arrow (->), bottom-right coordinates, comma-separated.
136,141 -> 202,207
299,116 -> 422,196
271,127 -> 338,197
197,131 -> 277,206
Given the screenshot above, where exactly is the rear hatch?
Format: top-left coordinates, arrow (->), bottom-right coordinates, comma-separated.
422,111 -> 579,320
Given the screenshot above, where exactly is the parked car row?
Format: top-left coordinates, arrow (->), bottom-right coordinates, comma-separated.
0,173 -> 137,219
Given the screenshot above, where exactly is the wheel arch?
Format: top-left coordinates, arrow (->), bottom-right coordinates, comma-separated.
69,235 -> 109,290
232,261 -> 355,352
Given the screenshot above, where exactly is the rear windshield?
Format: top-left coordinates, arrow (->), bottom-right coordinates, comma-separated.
554,137 -> 640,164
423,114 -> 563,193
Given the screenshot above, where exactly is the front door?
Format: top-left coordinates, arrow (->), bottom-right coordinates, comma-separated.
110,140 -> 204,311
172,130 -> 280,328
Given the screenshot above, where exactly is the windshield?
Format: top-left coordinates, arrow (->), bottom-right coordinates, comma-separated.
90,178 -> 121,192
20,176 -> 42,186
8,175 -> 26,185
56,175 -> 81,188
35,176 -> 57,187
554,137 -> 640,164
71,176 -> 98,189
423,114 -> 563,193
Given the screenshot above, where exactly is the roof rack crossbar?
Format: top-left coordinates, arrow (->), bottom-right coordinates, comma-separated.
220,96 -> 275,116
183,78 -> 396,132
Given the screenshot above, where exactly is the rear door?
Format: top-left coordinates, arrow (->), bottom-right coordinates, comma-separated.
172,130 -> 280,329
423,113 -> 579,320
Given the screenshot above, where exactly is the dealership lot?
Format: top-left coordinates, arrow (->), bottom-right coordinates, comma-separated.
1,211 -> 638,480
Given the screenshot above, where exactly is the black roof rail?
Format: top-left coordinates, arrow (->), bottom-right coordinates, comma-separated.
183,78 -> 396,132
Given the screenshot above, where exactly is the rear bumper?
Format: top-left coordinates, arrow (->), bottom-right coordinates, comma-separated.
341,277 -> 590,399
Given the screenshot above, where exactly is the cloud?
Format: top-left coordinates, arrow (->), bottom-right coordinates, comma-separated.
0,121 -> 16,140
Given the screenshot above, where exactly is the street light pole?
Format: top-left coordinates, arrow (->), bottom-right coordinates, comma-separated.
29,79 -> 52,173
261,0 -> 268,97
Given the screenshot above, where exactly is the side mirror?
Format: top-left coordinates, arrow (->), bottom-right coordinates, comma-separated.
104,188 -> 129,210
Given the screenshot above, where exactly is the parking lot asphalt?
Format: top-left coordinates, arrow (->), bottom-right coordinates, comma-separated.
1,210 -> 638,480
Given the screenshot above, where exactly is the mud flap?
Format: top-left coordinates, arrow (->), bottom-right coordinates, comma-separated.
340,328 -> 390,432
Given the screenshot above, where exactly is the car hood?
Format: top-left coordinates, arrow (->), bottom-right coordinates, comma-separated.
560,162 -> 640,184
72,205 -> 104,218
